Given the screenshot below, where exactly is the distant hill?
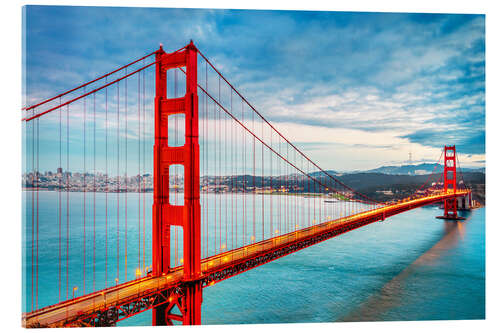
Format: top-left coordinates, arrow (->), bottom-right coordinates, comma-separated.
362,163 -> 484,175
364,163 -> 443,175
334,171 -> 485,204
314,163 -> 484,176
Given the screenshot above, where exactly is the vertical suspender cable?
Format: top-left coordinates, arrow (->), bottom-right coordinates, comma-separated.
308,162 -> 310,226
117,82 -> 120,282
235,99 -> 238,249
292,150 -> 299,230
58,99 -> 62,302
137,70 -> 141,273
125,68 -> 128,279
200,82 -> 203,258
252,108 -> 255,241
318,174 -> 321,223
93,93 -> 96,292
218,76 -> 221,252
269,127 -> 272,239
205,62 -> 209,257
105,78 -> 108,288
202,90 -> 205,254
224,90 -> 228,250
36,115 -> 39,309
142,66 -> 146,273
313,156 -> 316,225
285,145 -> 288,233
230,90 -> 234,250
31,108 -> 34,311
66,104 -> 70,299
213,100 -> 217,255
83,87 -> 86,295
261,117 -> 264,239
301,157 -> 304,229
278,137 -> 281,235
242,99 -> 246,246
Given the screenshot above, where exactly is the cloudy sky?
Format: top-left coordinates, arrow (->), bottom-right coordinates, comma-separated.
24,6 -> 485,171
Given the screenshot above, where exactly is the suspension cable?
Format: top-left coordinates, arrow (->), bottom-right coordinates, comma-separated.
196,48 -> 382,205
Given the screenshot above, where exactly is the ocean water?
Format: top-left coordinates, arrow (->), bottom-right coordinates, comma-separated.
22,192 -> 485,325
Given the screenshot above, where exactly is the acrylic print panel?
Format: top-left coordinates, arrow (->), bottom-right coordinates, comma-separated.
22,5 -> 485,327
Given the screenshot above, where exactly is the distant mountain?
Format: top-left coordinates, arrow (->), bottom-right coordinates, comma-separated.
365,163 -> 442,175
361,163 -> 484,175
308,170 -> 339,177
312,163 -> 484,177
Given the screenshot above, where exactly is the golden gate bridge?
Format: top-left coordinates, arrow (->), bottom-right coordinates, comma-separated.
22,41 -> 471,327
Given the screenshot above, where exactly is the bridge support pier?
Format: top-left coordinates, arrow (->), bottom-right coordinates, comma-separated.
183,282 -> 203,325
152,303 -> 168,326
152,283 -> 202,325
457,192 -> 471,211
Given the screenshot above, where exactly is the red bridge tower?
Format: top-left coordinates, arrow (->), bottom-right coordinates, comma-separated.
152,41 -> 202,325
437,145 -> 465,220
443,145 -> 457,218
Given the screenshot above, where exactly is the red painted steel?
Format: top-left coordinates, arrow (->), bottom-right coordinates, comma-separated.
152,41 -> 202,326
443,145 -> 458,218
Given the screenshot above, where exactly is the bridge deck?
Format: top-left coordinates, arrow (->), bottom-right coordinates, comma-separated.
23,191 -> 469,327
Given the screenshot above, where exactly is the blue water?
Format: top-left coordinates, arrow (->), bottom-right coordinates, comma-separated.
23,192 -> 485,324
198,205 -> 485,324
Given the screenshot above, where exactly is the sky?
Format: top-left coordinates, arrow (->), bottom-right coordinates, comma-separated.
23,6 -> 485,172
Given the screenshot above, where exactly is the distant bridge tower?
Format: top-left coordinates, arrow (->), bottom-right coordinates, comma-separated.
437,145 -> 465,220
152,41 -> 202,325
443,145 -> 457,218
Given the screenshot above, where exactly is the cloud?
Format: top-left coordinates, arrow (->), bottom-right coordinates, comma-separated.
24,7 -> 485,170
401,130 -> 485,155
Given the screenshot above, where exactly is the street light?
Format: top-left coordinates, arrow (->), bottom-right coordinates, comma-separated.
115,278 -> 119,302
72,286 -> 78,299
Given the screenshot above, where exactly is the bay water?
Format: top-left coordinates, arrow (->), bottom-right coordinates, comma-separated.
22,191 -> 485,324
